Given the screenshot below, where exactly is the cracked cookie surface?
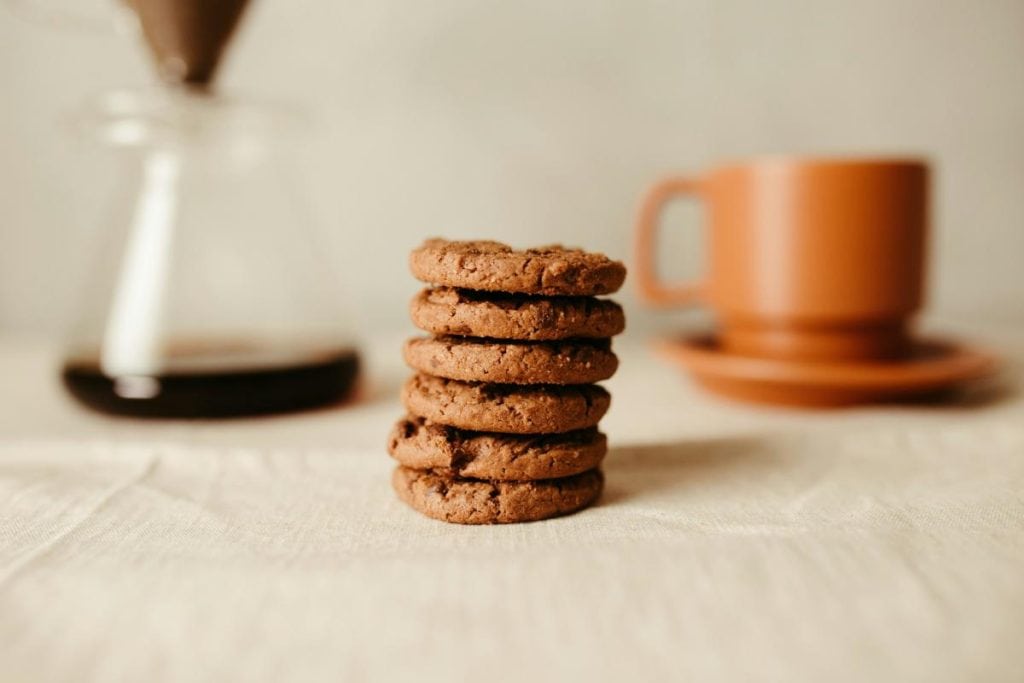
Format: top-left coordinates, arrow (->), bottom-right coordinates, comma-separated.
410,287 -> 625,341
388,416 -> 606,480
392,465 -> 604,524
402,373 -> 611,434
403,336 -> 618,385
410,238 -> 626,296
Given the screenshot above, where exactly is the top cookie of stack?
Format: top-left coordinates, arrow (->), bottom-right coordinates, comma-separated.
390,239 -> 626,525
410,238 -> 626,296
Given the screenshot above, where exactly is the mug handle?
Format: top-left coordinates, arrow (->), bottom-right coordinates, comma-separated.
634,176 -> 706,306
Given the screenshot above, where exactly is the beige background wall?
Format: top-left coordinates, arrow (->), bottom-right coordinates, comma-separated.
2,0 -> 1022,336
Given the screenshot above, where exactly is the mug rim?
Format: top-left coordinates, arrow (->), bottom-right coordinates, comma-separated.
711,154 -> 929,176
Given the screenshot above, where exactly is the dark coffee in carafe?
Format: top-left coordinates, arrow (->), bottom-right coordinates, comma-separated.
63,344 -> 360,418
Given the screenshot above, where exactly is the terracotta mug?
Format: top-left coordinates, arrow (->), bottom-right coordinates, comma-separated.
635,157 -> 929,362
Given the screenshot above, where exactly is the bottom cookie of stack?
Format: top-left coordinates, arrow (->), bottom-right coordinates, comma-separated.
388,416 -> 605,524
392,466 -> 604,525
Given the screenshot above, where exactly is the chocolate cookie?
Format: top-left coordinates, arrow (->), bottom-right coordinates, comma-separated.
388,416 -> 607,480
403,336 -> 618,385
392,465 -> 604,524
410,239 -> 626,296
402,373 -> 610,434
410,287 -> 625,341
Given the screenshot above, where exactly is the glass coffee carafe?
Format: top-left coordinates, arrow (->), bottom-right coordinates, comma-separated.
9,0 -> 361,417
61,88 -> 360,417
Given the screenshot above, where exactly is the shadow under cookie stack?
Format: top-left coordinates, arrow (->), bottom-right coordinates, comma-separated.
388,239 -> 627,524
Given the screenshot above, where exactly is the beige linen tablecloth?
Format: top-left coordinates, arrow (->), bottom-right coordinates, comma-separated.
1,328 -> 1023,683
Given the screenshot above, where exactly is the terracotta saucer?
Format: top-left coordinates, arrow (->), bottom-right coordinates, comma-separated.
656,334 -> 999,408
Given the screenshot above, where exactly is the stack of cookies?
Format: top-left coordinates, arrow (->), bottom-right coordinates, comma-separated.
388,239 -> 626,524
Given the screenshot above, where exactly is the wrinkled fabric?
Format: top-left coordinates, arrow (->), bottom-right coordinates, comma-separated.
0,333 -> 1022,683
